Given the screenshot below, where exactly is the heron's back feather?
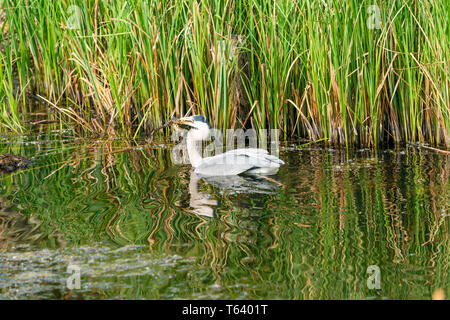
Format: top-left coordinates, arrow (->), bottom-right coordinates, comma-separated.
195,148 -> 283,176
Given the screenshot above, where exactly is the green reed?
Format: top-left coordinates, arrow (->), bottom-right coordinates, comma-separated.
0,0 -> 448,146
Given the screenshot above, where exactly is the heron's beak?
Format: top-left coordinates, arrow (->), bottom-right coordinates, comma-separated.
173,116 -> 195,129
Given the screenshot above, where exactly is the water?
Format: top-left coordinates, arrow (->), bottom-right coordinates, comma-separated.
0,130 -> 448,299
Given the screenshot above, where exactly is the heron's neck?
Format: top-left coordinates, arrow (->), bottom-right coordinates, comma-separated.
186,132 -> 203,167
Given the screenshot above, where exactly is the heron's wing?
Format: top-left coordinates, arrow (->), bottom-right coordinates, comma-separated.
224,148 -> 284,165
195,149 -> 283,176
195,153 -> 254,176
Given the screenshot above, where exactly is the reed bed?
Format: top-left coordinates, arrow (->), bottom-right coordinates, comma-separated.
0,0 -> 448,146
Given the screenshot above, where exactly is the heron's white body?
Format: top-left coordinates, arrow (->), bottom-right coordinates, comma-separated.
179,117 -> 284,177
193,147 -> 283,176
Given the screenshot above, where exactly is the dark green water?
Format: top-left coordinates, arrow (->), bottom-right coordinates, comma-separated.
0,130 -> 448,299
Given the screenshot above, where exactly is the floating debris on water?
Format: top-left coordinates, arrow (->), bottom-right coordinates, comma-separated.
0,154 -> 31,173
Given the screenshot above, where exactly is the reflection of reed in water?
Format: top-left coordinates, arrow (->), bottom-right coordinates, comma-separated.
68,145 -> 450,298
262,148 -> 449,299
2,136 -> 448,299
0,196 -> 43,252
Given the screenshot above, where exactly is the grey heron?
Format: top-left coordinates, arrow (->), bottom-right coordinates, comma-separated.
173,115 -> 284,176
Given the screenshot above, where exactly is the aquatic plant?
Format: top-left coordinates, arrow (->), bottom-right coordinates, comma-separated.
0,0 -> 448,146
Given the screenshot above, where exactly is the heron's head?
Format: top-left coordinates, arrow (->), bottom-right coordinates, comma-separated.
173,115 -> 214,141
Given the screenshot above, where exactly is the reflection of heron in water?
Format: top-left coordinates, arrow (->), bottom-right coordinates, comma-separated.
188,169 -> 283,218
189,170 -> 218,218
173,115 -> 285,218
173,115 -> 284,176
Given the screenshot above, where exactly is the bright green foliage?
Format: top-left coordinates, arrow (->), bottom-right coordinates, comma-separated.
0,0 -> 448,146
